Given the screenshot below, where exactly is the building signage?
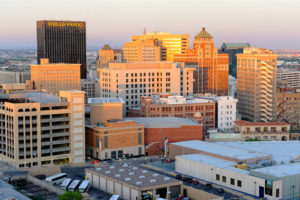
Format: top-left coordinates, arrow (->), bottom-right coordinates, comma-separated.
47,21 -> 84,28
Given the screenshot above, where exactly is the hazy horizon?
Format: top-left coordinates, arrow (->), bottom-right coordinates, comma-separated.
1,0 -> 300,50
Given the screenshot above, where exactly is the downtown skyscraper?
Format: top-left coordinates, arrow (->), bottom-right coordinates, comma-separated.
36,20 -> 87,79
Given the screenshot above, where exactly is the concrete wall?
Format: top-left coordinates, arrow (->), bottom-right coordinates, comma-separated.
28,165 -> 61,177
182,185 -> 223,200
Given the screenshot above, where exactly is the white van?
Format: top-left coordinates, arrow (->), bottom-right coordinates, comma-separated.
109,195 -> 121,200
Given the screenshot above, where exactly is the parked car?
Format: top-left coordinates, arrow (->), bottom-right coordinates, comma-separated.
205,183 -> 212,190
175,175 -> 182,180
183,177 -> 193,183
217,188 -> 224,193
193,180 -> 199,185
107,159 -> 113,164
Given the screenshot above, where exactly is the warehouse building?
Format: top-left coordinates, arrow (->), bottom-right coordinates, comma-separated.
85,163 -> 181,200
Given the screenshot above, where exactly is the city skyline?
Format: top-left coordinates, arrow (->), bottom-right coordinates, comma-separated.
1,0 -> 300,49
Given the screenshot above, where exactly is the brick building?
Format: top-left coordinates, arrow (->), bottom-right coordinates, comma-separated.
85,120 -> 145,160
128,94 -> 215,130
174,27 -> 229,96
125,117 -> 203,155
234,120 -> 290,141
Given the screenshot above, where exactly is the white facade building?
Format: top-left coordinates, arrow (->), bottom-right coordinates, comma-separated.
217,96 -> 238,131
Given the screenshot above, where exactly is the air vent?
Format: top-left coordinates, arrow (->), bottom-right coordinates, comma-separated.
139,176 -> 145,179
164,177 -> 170,181
132,167 -> 138,170
122,163 -> 129,167
119,169 -> 125,172
125,177 -> 131,181
96,168 -> 102,171
136,181 -> 142,185
109,166 -> 115,169
129,172 -> 135,176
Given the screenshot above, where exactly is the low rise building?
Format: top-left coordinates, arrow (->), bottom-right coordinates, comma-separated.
0,83 -> 26,94
234,120 -> 290,141
85,163 -> 181,200
128,94 -> 216,130
85,120 -> 145,160
277,68 -> 300,89
0,70 -> 30,84
0,90 -> 85,168
207,129 -> 242,142
126,117 -> 203,155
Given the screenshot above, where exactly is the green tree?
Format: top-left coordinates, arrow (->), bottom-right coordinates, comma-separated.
59,191 -> 83,200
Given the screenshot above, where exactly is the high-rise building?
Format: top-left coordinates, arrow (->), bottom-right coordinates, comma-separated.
98,62 -> 194,112
174,27 -> 229,96
132,32 -> 189,61
219,43 -> 251,78
0,90 -> 85,168
97,44 -> 121,68
122,40 -> 161,62
237,48 -> 277,122
30,58 -> 81,96
37,20 -> 86,78
277,68 -> 300,89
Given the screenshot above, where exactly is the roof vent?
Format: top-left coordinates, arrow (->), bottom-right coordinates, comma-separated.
115,174 -> 121,178
129,172 -> 135,176
136,181 -> 142,185
164,177 -> 170,181
122,163 -> 129,167
105,171 -> 111,174
150,179 -> 157,183
119,169 -> 125,172
152,173 -> 159,177
125,177 -> 131,181
96,168 -> 102,171
132,167 -> 138,170
139,176 -> 145,179
109,166 -> 115,169
142,170 -> 148,173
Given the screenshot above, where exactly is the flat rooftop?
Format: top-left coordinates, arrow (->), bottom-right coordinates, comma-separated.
177,154 -> 249,175
252,162 -> 300,177
234,120 -> 289,126
124,117 -> 200,128
172,140 -> 269,160
87,162 -> 180,189
88,97 -> 125,104
9,91 -> 60,104
217,141 -> 300,164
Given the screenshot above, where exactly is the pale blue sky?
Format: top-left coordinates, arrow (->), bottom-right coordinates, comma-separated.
0,0 -> 299,49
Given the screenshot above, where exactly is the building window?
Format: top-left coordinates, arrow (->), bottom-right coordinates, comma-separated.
276,189 -> 279,197
96,136 -> 99,148
104,136 -> 108,148
230,178 -> 235,185
237,180 -> 242,187
222,176 -> 226,183
138,133 -> 142,145
216,174 -> 220,181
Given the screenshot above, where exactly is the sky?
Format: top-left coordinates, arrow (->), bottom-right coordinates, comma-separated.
0,0 -> 299,49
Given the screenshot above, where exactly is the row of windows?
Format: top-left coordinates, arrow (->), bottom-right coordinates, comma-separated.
216,174 -> 242,187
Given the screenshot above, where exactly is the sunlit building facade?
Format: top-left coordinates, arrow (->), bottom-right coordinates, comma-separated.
174,27 -> 229,96
237,48 -> 277,122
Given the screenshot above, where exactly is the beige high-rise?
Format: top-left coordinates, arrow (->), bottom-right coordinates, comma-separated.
132,32 -> 189,61
122,40 -> 161,62
30,58 -> 81,96
98,62 -> 194,112
0,90 -> 85,168
237,48 -> 277,122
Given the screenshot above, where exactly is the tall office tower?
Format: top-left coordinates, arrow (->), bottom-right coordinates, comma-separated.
37,20 -> 86,78
0,90 -> 85,168
174,27 -> 229,96
132,31 -> 189,61
30,58 -> 81,96
98,62 -> 194,112
122,40 -> 161,62
219,43 -> 251,78
237,48 -> 277,122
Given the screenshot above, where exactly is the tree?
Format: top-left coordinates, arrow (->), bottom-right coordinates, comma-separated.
59,191 -> 83,200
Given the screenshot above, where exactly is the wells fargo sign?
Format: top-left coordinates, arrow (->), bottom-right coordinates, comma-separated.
47,21 -> 84,28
